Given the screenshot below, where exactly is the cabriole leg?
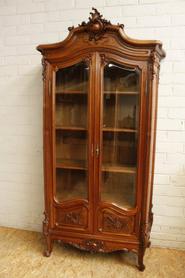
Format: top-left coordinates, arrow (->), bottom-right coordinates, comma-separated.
43,212 -> 53,257
44,234 -> 53,257
137,247 -> 145,271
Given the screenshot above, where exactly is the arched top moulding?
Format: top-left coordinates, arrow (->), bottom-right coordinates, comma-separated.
37,7 -> 165,62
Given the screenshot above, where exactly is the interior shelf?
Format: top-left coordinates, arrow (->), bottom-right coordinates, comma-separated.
56,159 -> 87,170
103,127 -> 137,133
56,90 -> 138,95
56,126 -> 137,133
56,90 -> 87,94
102,163 -> 136,174
56,126 -> 87,131
104,91 -> 138,95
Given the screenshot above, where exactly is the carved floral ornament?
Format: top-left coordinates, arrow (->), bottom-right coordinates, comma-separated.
43,211 -> 49,236
68,239 -> 138,253
150,49 -> 161,79
64,211 -> 81,225
42,58 -> 46,81
68,7 -> 124,41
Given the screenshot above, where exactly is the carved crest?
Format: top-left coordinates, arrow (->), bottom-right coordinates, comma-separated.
79,7 -> 111,41
68,7 -> 123,41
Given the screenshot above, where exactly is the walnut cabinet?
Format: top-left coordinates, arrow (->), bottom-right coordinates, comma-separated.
37,8 -> 165,271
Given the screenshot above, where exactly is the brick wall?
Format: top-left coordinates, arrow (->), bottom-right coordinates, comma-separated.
0,0 -> 185,249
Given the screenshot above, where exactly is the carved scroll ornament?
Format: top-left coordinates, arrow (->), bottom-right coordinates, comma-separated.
150,49 -> 160,80
69,8 -> 124,41
43,211 -> 49,236
69,239 -> 105,253
103,213 -> 134,234
64,211 -> 81,225
41,57 -> 46,81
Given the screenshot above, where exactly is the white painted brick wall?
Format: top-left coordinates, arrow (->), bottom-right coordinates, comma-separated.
0,0 -> 185,250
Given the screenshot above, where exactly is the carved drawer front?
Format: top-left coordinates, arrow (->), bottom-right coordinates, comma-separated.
99,210 -> 135,234
55,206 -> 88,229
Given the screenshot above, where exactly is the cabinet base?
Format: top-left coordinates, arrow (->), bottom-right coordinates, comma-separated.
43,233 -> 150,271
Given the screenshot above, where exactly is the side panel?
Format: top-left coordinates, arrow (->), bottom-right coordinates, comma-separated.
140,61 -> 160,247
42,60 -> 55,237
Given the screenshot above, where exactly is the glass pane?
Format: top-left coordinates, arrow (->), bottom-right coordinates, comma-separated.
55,62 -> 89,202
101,62 -> 140,209
103,94 -> 139,129
56,169 -> 87,202
56,130 -> 87,169
102,132 -> 137,167
102,172 -> 136,208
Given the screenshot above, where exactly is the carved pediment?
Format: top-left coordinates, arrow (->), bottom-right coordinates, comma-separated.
70,7 -> 123,41
37,8 -> 165,62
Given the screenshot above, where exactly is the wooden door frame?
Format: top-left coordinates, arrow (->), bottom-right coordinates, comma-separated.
47,53 -> 96,234
93,51 -> 148,239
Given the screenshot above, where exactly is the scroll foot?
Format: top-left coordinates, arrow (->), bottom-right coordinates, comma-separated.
137,247 -> 145,271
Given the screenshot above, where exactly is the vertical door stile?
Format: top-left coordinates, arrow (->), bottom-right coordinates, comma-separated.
138,66 -> 151,232
44,63 -> 54,229
51,68 -> 56,228
88,53 -> 95,232
96,57 -> 142,236
93,52 -> 102,233
52,69 -> 56,207
53,61 -> 92,232
134,66 -> 146,235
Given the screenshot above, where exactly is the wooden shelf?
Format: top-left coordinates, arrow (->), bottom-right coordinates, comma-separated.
56,90 -> 87,94
104,91 -> 138,95
56,126 -> 87,131
56,159 -> 87,170
56,90 -> 138,95
102,163 -> 136,174
103,127 -> 137,133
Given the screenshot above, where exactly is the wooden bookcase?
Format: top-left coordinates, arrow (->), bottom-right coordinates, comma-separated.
37,8 -> 165,271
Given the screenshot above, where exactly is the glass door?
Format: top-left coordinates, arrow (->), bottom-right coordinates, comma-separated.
54,62 -> 89,203
101,62 -> 140,209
